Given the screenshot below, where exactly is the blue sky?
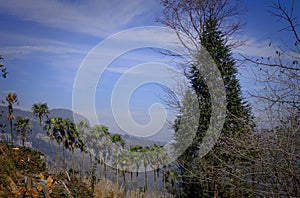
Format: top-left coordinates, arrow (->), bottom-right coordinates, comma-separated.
0,0 -> 299,141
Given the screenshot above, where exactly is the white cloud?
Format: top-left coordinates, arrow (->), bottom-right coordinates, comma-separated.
0,32 -> 90,58
234,37 -> 275,58
0,0 -> 160,37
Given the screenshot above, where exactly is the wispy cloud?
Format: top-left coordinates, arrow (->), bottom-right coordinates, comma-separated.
0,0 -> 159,37
0,32 -> 90,58
234,36 -> 275,58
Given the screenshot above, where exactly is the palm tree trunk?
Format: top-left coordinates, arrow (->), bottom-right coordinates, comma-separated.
55,142 -> 59,171
62,144 -> 65,170
81,151 -> 85,178
22,133 -> 25,147
136,172 -> 139,187
116,166 -> 119,186
154,169 -> 157,192
144,169 -> 148,192
72,148 -> 75,172
89,152 -> 92,171
123,171 -> 126,193
104,160 -> 107,182
130,171 -> 133,190
163,167 -> 167,192
99,158 -> 102,179
9,119 -> 13,144
39,119 -> 42,150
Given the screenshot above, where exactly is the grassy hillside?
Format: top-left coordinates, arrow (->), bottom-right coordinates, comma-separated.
0,141 -> 91,197
0,142 -> 172,198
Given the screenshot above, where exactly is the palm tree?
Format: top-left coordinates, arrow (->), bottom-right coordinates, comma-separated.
14,116 -> 32,147
76,137 -> 86,177
142,146 -> 151,192
85,125 -> 110,180
65,119 -> 79,172
96,125 -> 111,181
118,151 -> 131,193
6,92 -> 18,144
56,118 -> 78,171
150,144 -> 162,192
44,117 -> 65,170
32,102 -> 49,149
129,145 -> 143,187
110,134 -> 125,185
110,134 -> 128,188
101,136 -> 111,182
44,117 -> 57,168
110,134 -> 125,148
76,120 -> 90,177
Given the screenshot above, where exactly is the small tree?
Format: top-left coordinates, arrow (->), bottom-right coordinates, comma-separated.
15,116 -> 32,147
6,92 -> 18,144
76,120 -> 90,177
32,102 -> 49,149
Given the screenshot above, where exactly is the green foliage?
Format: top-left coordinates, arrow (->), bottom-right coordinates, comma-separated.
172,16 -> 254,197
5,92 -> 19,144
32,103 -> 49,125
44,117 -> 80,170
32,102 -> 49,149
14,116 -> 32,147
0,55 -> 8,78
0,110 -> 6,133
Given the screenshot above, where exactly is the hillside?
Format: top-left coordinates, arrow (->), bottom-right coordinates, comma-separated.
0,141 -> 172,198
0,141 -> 91,197
0,107 -> 171,197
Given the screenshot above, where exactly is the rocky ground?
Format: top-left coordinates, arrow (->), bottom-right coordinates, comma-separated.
0,142 -> 91,198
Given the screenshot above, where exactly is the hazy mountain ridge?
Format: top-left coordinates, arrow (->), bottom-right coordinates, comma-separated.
0,106 -> 164,147
0,106 -> 167,193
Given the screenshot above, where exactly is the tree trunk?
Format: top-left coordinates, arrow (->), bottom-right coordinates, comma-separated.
39,119 -> 42,150
123,171 -> 126,193
154,169 -> 157,192
72,148 -> 75,173
136,172 -> 139,187
213,182 -> 218,198
9,119 -> 13,144
116,166 -> 119,186
99,158 -> 102,179
62,144 -> 65,170
55,142 -> 59,171
104,160 -> 107,182
144,169 -> 148,192
163,168 -> 166,192
22,134 -> 25,147
130,171 -> 133,190
89,152 -> 92,171
81,151 -> 85,178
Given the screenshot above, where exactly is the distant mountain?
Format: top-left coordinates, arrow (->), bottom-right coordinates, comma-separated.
0,106 -> 87,146
0,106 -> 87,125
0,106 -> 162,147
49,108 -> 87,122
0,106 -> 165,191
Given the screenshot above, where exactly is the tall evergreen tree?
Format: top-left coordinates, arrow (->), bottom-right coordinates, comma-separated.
173,16 -> 253,197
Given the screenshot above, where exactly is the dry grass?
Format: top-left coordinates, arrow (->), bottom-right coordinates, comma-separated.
94,180 -> 173,198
